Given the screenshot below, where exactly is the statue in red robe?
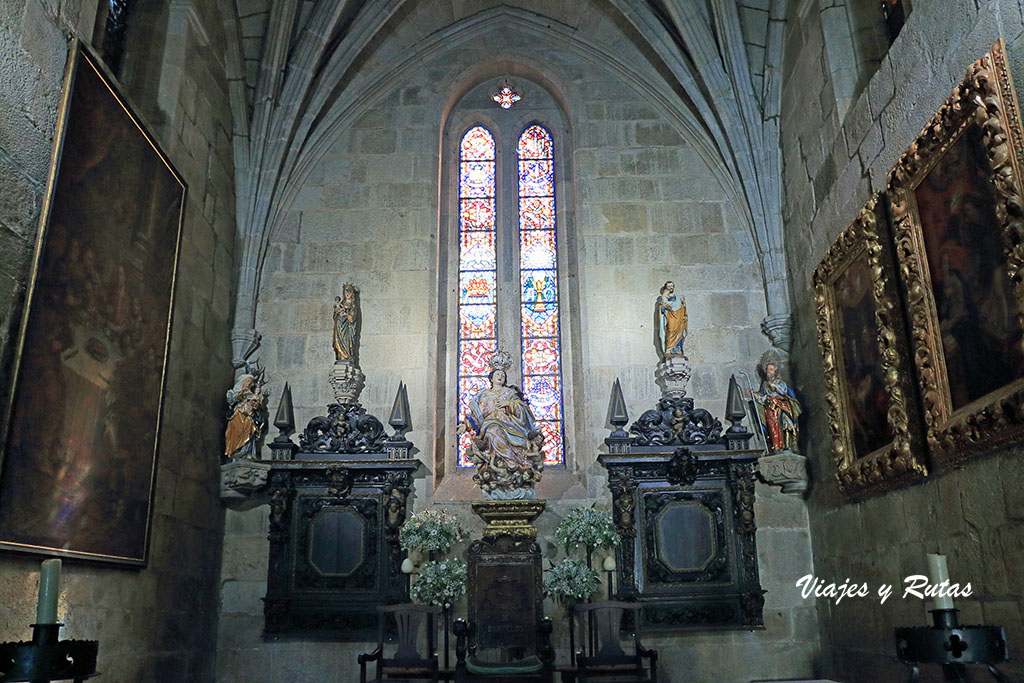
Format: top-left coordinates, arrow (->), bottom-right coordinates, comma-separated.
750,350 -> 801,453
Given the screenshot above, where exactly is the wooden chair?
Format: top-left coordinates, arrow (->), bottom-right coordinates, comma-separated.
358,604 -> 442,683
573,601 -> 657,683
452,616 -> 555,682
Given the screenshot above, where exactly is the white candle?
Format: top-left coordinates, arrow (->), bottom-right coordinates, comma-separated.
926,553 -> 954,610
36,559 -> 61,624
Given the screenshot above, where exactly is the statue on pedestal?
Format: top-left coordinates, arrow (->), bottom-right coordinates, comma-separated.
329,283 -> 365,404
333,283 -> 359,364
749,350 -> 802,453
654,281 -> 691,397
458,350 -> 544,499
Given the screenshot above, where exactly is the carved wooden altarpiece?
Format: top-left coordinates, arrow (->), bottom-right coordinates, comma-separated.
263,457 -> 419,637
600,445 -> 762,633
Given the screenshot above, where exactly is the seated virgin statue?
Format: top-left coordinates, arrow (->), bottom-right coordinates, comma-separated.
458,352 -> 544,499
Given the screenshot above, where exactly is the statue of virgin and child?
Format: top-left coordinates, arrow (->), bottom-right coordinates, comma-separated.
457,350 -> 545,499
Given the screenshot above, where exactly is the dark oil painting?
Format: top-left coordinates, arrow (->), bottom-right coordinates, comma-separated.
0,45 -> 185,565
833,250 -> 892,460
913,123 -> 1024,411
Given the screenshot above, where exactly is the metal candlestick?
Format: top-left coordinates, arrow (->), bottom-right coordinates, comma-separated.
895,608 -> 1009,682
0,622 -> 98,681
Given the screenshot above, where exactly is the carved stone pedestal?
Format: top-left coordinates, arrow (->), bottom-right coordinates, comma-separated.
220,460 -> 271,510
757,451 -> 809,495
655,355 -> 691,398
329,361 -> 366,405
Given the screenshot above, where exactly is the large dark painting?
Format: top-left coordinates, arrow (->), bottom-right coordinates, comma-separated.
912,125 -> 1024,410
813,192 -> 927,499
0,43 -> 185,565
833,251 -> 891,458
888,39 -> 1024,469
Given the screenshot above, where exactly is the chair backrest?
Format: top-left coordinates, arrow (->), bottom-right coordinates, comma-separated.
377,604 -> 441,663
574,601 -> 643,661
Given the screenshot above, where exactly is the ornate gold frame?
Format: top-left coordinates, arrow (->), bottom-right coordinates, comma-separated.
887,39 -> 1024,470
813,192 -> 927,499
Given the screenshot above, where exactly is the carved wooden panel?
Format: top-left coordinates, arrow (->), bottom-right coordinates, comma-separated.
263,458 -> 419,637
599,449 -> 763,632
466,537 -> 544,658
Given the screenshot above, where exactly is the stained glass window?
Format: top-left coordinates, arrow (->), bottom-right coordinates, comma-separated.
457,126 -> 497,467
518,125 -> 564,466
455,123 -> 565,469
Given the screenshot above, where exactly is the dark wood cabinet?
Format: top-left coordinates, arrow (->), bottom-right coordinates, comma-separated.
263,458 -> 420,637
600,449 -> 763,632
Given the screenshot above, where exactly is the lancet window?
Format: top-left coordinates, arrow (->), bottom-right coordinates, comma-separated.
455,123 -> 565,468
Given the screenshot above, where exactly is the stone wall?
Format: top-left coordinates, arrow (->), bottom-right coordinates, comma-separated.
0,1 -> 235,679
218,6 -> 819,682
780,0 -> 1024,679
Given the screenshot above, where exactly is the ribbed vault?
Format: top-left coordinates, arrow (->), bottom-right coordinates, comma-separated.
220,0 -> 791,370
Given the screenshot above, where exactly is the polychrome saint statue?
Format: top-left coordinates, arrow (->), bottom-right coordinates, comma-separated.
750,350 -> 801,453
657,280 -> 688,358
224,364 -> 269,459
333,283 -> 359,364
458,350 -> 545,499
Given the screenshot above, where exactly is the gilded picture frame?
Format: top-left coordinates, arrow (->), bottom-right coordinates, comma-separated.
0,42 -> 186,565
886,39 -> 1024,470
813,192 -> 928,499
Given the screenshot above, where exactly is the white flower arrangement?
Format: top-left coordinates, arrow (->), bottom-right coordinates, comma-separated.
543,558 -> 601,606
553,507 -> 620,554
399,508 -> 464,554
410,558 -> 467,608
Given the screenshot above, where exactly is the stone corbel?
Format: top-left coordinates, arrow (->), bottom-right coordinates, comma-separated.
756,451 -> 808,495
761,313 -> 792,354
220,459 -> 272,510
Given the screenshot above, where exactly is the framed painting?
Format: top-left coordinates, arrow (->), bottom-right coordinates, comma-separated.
887,39 -> 1024,470
813,192 -> 928,499
0,42 -> 185,565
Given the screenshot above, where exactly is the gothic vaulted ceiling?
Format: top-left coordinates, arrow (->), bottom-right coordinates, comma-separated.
216,0 -> 789,362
